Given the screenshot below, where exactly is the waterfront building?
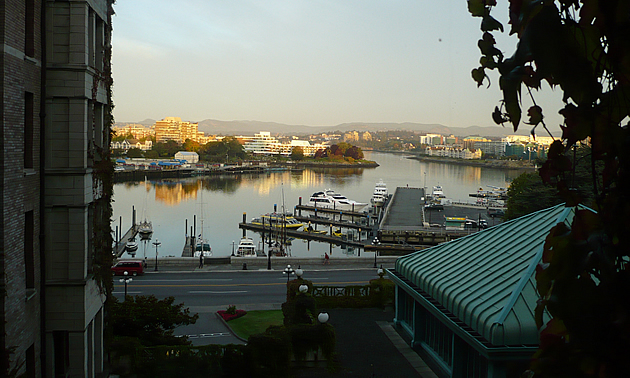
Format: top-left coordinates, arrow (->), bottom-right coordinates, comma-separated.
420,133 -> 444,145
174,151 -> 200,163
390,204 -> 590,377
425,146 -> 482,159
506,134 -> 555,147
1,0 -> 112,376
112,139 -> 153,151
475,139 -> 507,157
242,131 -> 327,156
154,116 -> 207,144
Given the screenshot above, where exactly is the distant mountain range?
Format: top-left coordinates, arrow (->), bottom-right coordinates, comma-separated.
119,118 -> 554,138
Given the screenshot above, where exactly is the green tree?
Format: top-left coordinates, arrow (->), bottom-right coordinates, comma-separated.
108,295 -> 198,347
505,172 -> 561,220
126,147 -> 143,158
182,138 -> 200,152
112,131 -> 133,142
506,146 -> 598,220
290,146 -> 304,160
143,150 -> 158,159
152,140 -> 180,158
469,1 -> 630,376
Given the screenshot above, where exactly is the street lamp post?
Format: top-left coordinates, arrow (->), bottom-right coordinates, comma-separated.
152,239 -> 161,271
231,240 -> 235,257
283,264 -> 295,283
372,237 -> 380,268
119,271 -> 132,299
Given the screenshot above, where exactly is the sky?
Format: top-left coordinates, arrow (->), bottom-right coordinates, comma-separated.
111,0 -> 564,133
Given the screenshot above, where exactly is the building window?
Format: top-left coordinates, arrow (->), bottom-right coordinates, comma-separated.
25,0 -> 35,57
53,331 -> 69,378
25,92 -> 34,169
423,312 -> 454,368
25,210 -> 35,289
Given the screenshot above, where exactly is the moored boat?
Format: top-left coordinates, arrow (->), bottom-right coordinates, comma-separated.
138,220 -> 153,238
308,189 -> 368,212
371,180 -> 388,206
251,212 -> 304,229
236,237 -> 257,257
125,238 -> 138,253
432,185 -> 445,198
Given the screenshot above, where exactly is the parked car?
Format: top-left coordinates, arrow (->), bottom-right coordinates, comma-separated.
111,260 -> 144,276
487,209 -> 505,218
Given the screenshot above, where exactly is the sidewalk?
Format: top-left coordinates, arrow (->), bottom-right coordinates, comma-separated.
292,307 -> 437,378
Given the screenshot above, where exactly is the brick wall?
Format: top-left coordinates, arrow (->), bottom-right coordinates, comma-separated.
1,0 -> 43,375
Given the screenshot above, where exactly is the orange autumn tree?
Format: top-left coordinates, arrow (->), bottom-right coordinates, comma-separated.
468,0 -> 630,376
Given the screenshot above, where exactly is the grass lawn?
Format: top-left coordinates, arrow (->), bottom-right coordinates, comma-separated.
227,310 -> 284,340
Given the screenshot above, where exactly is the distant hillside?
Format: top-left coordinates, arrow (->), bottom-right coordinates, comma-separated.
116,118 -> 558,138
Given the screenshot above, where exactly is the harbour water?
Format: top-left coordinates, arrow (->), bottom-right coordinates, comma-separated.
112,152 -> 528,259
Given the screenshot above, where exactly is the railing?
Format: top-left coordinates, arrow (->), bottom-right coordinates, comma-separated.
311,285 -> 371,298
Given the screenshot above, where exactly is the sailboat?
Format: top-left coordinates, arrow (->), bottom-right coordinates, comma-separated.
194,181 -> 212,257
138,177 -> 153,239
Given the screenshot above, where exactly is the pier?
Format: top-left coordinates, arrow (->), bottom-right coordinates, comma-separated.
374,186 -> 490,246
238,221 -> 366,248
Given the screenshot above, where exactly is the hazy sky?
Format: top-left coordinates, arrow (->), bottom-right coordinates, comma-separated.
112,0 -> 564,133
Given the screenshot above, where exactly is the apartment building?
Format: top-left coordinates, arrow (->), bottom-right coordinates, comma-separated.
1,0 -> 112,376
242,132 -> 327,156
154,116 -> 207,143
425,146 -> 482,159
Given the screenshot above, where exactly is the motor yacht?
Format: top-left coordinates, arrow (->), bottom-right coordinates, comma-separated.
236,237 -> 257,257
371,180 -> 388,206
308,189 -> 368,212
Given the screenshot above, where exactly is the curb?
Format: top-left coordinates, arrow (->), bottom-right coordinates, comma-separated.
215,312 -> 248,343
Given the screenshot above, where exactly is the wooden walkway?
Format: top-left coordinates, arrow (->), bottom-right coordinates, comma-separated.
294,205 -> 368,219
238,222 -> 365,247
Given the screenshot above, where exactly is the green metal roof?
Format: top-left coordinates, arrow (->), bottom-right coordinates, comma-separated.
395,204 -> 592,347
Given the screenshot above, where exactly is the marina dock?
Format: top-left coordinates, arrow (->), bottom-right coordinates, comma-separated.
374,186 -> 494,246
238,222 -> 366,248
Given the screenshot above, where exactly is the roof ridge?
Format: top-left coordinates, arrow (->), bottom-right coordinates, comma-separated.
493,205 -> 574,325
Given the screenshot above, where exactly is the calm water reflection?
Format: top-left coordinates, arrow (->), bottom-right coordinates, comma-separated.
112,152 -> 527,259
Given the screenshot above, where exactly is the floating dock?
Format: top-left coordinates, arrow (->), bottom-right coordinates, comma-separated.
374,187 -> 489,246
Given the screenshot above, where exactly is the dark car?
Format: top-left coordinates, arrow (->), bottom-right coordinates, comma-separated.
111,260 -> 144,276
487,209 -> 505,218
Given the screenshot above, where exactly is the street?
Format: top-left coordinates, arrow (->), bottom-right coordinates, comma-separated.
113,268 -> 384,345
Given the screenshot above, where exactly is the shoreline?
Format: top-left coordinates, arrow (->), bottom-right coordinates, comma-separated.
368,150 -> 536,170
278,160 -> 379,168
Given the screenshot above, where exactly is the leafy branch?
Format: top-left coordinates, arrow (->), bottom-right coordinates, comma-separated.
468,0 -> 630,376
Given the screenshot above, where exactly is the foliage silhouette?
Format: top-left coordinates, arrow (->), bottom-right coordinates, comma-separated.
469,1 -> 630,376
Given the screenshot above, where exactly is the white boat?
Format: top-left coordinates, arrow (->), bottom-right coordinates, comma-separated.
325,189 -> 369,212
125,238 -> 138,253
138,220 -> 152,238
432,185 -> 445,198
308,189 -> 368,212
236,237 -> 257,257
371,180 -> 388,206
